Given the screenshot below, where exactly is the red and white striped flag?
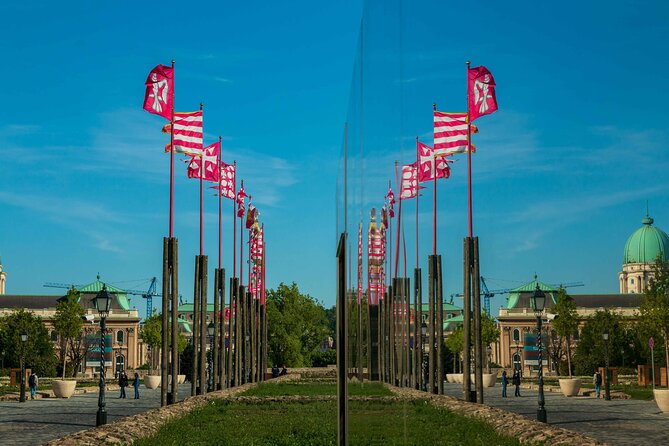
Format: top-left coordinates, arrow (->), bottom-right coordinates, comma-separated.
163,111 -> 203,156
357,223 -> 363,304
186,142 -> 219,181
211,162 -> 235,200
400,163 -> 419,200
417,141 -> 452,182
433,111 -> 471,156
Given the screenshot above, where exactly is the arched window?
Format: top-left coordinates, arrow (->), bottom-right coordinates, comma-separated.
512,328 -> 520,343
51,330 -> 58,342
116,330 -> 125,344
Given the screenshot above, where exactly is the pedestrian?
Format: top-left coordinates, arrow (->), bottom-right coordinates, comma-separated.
594,369 -> 602,398
280,365 -> 287,376
133,372 -> 140,399
501,370 -> 508,398
512,370 -> 521,397
272,365 -> 279,378
119,371 -> 128,398
28,372 -> 38,400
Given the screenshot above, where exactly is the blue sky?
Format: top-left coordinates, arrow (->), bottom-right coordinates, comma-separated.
1,1 -> 668,317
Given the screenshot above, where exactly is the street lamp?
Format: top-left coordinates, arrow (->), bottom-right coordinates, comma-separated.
603,329 -> 611,401
207,322 -> 215,391
531,284 -> 547,423
93,285 -> 112,426
421,321 -> 428,392
19,331 -> 28,403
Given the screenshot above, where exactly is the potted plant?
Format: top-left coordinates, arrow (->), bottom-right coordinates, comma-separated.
553,287 -> 581,397
639,257 -> 669,412
52,288 -> 84,398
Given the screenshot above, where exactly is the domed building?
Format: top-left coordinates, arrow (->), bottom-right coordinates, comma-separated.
619,214 -> 669,293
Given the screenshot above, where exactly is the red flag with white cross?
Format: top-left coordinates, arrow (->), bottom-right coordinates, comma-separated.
468,65 -> 498,121
143,65 -> 174,121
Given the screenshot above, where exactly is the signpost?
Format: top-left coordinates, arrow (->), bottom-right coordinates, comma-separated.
650,337 -> 655,390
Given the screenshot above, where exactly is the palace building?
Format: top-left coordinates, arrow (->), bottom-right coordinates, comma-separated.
495,214 -> 665,374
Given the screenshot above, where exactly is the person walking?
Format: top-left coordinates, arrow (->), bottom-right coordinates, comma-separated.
501,370 -> 508,398
119,371 -> 128,398
28,372 -> 38,400
512,370 -> 521,397
594,370 -> 602,398
133,372 -> 140,399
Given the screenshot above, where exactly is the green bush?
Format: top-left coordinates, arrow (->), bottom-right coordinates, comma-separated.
310,349 -> 336,367
137,363 -> 151,370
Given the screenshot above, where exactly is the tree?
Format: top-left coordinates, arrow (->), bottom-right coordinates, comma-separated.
552,287 -> 579,377
140,311 -> 186,374
639,256 -> 669,385
0,308 -> 58,377
52,288 -> 84,379
266,282 -> 329,367
572,308 -> 626,375
445,328 -> 464,373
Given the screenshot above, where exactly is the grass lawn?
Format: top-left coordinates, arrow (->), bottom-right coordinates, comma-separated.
241,381 -> 393,397
135,398 -> 521,446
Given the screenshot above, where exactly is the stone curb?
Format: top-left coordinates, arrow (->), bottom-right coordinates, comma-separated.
387,385 -> 608,446
44,377 -> 292,446
0,385 -> 121,401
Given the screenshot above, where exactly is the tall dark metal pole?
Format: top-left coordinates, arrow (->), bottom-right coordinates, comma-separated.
336,234 -> 348,446
436,255 -> 444,395
473,238 -> 483,403
414,268 -> 421,389
427,258 -> 435,393
213,269 -> 220,391
537,313 -> 547,422
161,238 -> 170,405
170,238 -> 179,403
192,257 -> 200,395
19,340 -> 26,403
462,238 -> 472,402
605,335 -> 611,401
96,316 -> 107,426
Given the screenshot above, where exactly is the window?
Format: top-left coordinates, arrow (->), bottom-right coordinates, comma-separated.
51,330 -> 58,342
512,328 -> 520,342
513,353 -> 521,370
630,278 -> 635,285
116,330 -> 125,344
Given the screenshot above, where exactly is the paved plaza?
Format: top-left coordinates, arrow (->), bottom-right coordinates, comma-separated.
443,382 -> 669,446
0,384 -> 190,445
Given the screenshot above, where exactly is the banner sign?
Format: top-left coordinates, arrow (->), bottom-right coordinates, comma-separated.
523,332 -> 548,366
86,334 -> 113,368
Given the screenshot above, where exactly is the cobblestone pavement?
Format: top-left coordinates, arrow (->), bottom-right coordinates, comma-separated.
0,384 -> 191,446
443,382 -> 669,446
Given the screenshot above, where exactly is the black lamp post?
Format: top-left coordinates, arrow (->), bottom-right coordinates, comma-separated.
421,321 -> 428,392
93,285 -> 112,426
207,322 -> 215,391
531,284 -> 547,423
603,329 -> 611,401
19,331 -> 28,403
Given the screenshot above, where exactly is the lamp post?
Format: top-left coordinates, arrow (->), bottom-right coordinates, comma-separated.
603,329 -> 611,401
531,284 -> 547,423
207,322 -> 215,391
421,321 -> 428,391
93,285 -> 112,426
19,331 -> 28,403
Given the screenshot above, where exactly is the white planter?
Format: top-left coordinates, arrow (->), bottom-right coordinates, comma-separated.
178,374 -> 186,384
52,380 -> 77,398
559,378 -> 581,397
144,375 -> 161,389
483,372 -> 498,387
454,373 -> 463,383
654,389 -> 669,412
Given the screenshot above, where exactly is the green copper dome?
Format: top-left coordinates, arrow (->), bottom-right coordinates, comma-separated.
623,215 -> 669,264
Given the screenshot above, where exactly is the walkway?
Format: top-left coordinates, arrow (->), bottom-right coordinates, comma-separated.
0,384 -> 190,446
443,382 -> 669,446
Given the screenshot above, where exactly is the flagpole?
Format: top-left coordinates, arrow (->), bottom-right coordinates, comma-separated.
433,154 -> 437,256
233,161 -> 237,278
466,60 -> 473,238
240,180 -> 244,286
169,60 -> 175,238
388,180 -> 393,287
415,136 -> 419,270
394,161 -> 402,278
199,103 -> 204,256
218,136 -> 222,269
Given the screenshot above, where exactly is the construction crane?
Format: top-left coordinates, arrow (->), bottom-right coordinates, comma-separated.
44,277 -> 160,317
123,277 -> 159,317
450,277 -> 585,315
